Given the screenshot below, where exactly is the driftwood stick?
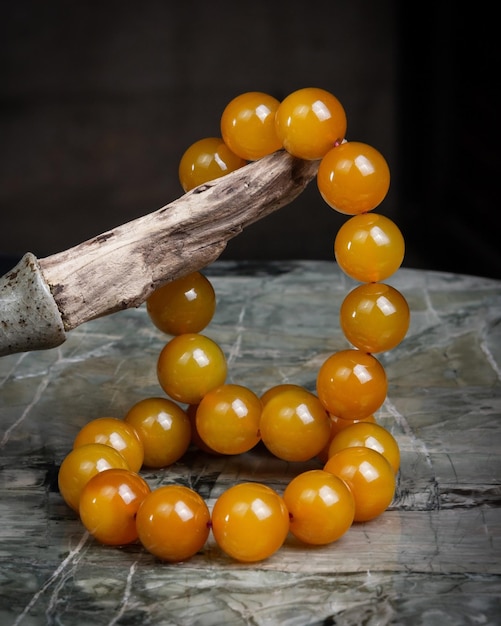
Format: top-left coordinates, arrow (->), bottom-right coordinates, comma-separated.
40,151 -> 318,329
0,151 -> 318,356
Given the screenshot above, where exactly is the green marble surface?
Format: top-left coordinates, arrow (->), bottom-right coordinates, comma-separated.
1,260 -> 500,625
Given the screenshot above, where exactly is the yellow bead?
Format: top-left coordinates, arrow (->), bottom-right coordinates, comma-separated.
178,137 -> 246,192
317,141 -> 390,214
221,91 -> 282,160
316,349 -> 387,420
156,333 -> 227,405
334,213 -> 405,282
275,87 -> 347,160
340,282 -> 410,353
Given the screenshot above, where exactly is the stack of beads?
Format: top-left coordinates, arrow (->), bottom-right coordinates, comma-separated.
57,87 -> 409,564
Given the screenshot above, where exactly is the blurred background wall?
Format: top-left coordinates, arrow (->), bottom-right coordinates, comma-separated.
1,0 -> 499,278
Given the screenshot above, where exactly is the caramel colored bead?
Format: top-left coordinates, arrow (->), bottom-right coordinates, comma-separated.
221,91 -> 282,160
316,349 -> 387,420
275,87 -> 347,160
178,137 -> 246,192
334,213 -> 405,282
340,282 -> 410,353
317,141 -> 390,215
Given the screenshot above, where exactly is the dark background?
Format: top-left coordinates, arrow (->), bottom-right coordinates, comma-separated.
1,1 -> 499,279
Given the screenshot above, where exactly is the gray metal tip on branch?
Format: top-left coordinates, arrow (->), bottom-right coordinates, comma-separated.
0,150 -> 319,357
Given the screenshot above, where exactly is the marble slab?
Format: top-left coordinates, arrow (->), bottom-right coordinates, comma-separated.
1,260 -> 500,625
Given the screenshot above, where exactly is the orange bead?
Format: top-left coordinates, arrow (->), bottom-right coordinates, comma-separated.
156,333 -> 227,405
334,213 -> 405,282
146,271 -> 216,335
124,397 -> 191,468
195,384 -> 262,454
178,137 -> 246,192
340,282 -> 410,353
79,468 -> 151,545
324,446 -> 395,522
316,349 -> 387,420
136,485 -> 210,562
58,443 -> 130,512
317,141 -> 390,215
259,387 -> 331,461
211,482 -> 290,562
327,421 -> 400,474
317,413 -> 376,464
221,91 -> 282,160
284,469 -> 355,545
73,416 -> 144,473
275,87 -> 347,160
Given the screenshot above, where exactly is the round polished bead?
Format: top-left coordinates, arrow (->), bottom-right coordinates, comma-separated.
124,397 -> 191,468
334,213 -> 405,282
72,416 -> 144,473
284,469 -> 355,545
58,443 -> 130,512
259,387 -> 331,461
317,141 -> 390,214
316,349 -> 387,420
211,482 -> 290,562
340,282 -> 410,353
195,383 -> 262,454
275,87 -> 347,160
327,421 -> 400,474
146,271 -> 216,336
324,446 -> 395,522
136,485 -> 210,562
79,468 -> 151,546
178,137 -> 246,192
221,91 -> 282,160
157,333 -> 227,405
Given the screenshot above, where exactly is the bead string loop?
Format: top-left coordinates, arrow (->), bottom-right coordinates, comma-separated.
58,87 -> 409,564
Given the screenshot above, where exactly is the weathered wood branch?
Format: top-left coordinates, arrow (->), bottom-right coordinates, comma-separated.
0,151 -> 318,356
40,151 -> 318,330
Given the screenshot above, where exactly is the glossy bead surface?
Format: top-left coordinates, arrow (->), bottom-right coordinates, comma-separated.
317,141 -> 390,214
317,413 -> 376,464
178,137 -> 246,192
324,446 -> 396,522
275,87 -> 347,160
316,349 -> 387,420
259,387 -> 331,461
79,468 -> 151,545
136,485 -> 210,562
157,333 -> 227,405
72,416 -> 144,473
124,397 -> 191,468
340,282 -> 410,353
146,272 -> 216,335
195,384 -> 261,454
334,213 -> 405,282
327,421 -> 400,474
283,469 -> 355,545
221,91 -> 282,160
58,443 -> 130,511
211,482 -> 290,562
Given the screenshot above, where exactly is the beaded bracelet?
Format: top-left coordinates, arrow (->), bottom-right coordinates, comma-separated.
58,87 -> 410,564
